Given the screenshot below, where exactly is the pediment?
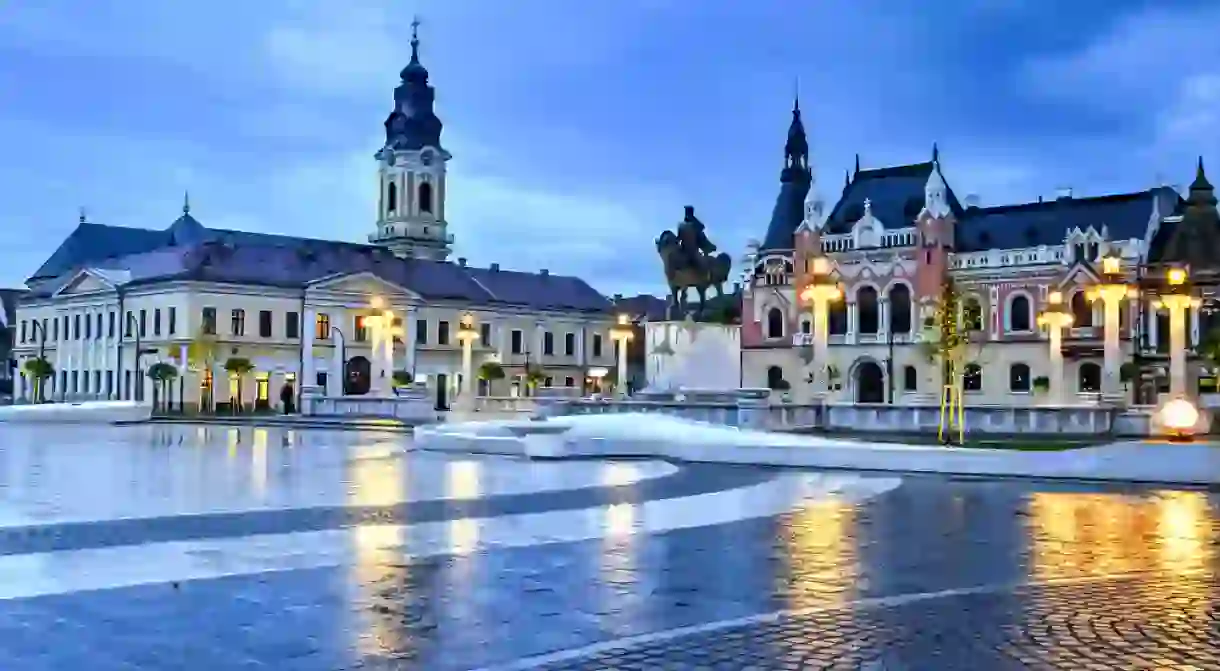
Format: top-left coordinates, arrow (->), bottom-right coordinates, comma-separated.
307,271 -> 418,299
52,269 -> 121,297
1057,262 -> 1099,289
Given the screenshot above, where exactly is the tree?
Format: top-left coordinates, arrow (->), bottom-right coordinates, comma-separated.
187,329 -> 219,412
525,366 -> 546,393
391,370 -> 413,387
23,357 -> 53,403
146,362 -> 179,413
919,277 -> 983,443
1033,376 -> 1050,393
223,357 -> 254,413
1119,362 -> 1139,389
478,361 -> 506,381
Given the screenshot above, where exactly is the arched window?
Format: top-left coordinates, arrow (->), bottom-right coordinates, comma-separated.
963,363 -> 983,392
766,365 -> 785,390
888,284 -> 912,334
386,182 -> 398,214
1009,363 -> 1031,392
829,301 -> 847,335
1009,295 -> 1032,332
857,286 -> 880,334
1079,362 -> 1101,393
800,318 -> 811,334
1070,291 -> 1093,328
418,182 -> 434,214
903,365 -> 917,392
766,307 -> 785,339
962,296 -> 984,331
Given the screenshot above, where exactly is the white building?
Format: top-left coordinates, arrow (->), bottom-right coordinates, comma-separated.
11,29 -> 617,410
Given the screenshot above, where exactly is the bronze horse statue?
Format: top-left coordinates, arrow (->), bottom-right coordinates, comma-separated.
656,213 -> 732,318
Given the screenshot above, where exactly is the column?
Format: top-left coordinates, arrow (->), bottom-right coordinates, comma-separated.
380,320 -> 395,396
1190,305 -> 1199,348
328,329 -> 344,396
1048,322 -> 1065,406
402,307 -> 417,379
615,336 -> 628,397
1102,296 -> 1122,398
846,301 -> 857,345
1168,300 -> 1188,396
811,298 -> 830,396
302,307 -> 317,394
1148,302 -> 1159,351
460,330 -> 474,401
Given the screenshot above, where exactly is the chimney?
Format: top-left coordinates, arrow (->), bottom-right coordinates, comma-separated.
540,268 -> 549,277
1055,186 -> 1073,200
490,263 -> 500,272
613,293 -> 623,301
457,257 -> 467,267
964,194 -> 980,209
1038,195 -> 1043,203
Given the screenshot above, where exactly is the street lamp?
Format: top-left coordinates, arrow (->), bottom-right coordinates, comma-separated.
1151,264 -> 1199,398
1085,254 -> 1138,401
1037,290 -> 1073,406
125,312 -> 157,402
798,254 -> 843,397
455,313 -> 480,411
609,314 -> 635,397
28,320 -> 47,402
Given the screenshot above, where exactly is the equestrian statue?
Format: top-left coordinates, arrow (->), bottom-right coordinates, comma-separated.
656,205 -> 732,318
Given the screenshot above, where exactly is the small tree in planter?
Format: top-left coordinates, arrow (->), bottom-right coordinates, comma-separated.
223,357 -> 254,413
1119,362 -> 1138,392
478,361 -> 505,396
525,368 -> 546,393
146,362 -> 179,413
391,370 -> 412,388
23,357 -> 53,403
1032,376 -> 1050,394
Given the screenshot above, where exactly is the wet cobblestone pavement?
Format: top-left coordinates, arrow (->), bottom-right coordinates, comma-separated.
0,424 -> 1216,670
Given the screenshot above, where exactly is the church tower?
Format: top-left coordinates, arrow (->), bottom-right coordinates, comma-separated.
369,19 -> 453,261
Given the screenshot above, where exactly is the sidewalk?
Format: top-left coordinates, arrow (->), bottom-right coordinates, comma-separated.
135,414 -> 423,431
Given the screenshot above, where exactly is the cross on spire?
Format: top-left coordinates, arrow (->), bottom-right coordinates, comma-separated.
78,206 -> 87,224
183,190 -> 191,214
411,15 -> 421,46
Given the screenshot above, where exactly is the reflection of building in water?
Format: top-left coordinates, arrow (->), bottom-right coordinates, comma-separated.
348,450 -> 407,656
780,497 -> 859,611
251,428 -> 268,495
599,502 -> 644,637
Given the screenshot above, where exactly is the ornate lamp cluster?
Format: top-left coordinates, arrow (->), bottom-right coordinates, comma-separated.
798,254 -> 843,397
609,314 -> 635,397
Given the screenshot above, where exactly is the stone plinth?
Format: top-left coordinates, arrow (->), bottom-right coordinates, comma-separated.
302,386 -> 435,423
645,321 -> 741,391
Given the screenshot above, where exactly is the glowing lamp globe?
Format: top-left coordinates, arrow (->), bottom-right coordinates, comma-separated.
1161,398 -> 1200,441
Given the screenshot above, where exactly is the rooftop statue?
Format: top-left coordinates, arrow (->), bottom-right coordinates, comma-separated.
656,205 -> 732,318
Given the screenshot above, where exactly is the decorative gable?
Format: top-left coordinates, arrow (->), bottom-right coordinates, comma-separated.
52,269 -> 122,297
307,271 -> 419,299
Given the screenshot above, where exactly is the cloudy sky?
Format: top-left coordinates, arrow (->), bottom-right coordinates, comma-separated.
1,0 -> 1217,296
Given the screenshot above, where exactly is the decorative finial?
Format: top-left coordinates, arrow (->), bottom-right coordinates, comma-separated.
1191,155 -> 1213,191
863,198 -> 873,215
844,169 -> 851,188
854,153 -> 861,175
932,142 -> 939,164
410,15 -> 422,59
793,77 -> 800,113
183,190 -> 191,214
78,207 -> 87,224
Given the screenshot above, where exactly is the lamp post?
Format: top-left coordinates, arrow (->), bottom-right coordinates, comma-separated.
454,313 -> 479,412
1037,290 -> 1073,406
1086,255 -> 1138,402
125,312 -> 155,402
29,320 -> 46,402
1151,265 -> 1199,397
798,255 -> 843,398
609,314 -> 635,397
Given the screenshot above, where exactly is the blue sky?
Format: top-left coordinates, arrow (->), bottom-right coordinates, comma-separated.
2,0 -> 1218,296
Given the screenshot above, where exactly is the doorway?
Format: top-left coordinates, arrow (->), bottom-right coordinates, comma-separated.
435,373 -> 449,410
855,360 -> 885,403
344,356 -> 371,395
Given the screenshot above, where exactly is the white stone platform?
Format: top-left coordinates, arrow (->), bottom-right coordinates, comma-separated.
414,413 -> 1220,486
0,401 -> 152,424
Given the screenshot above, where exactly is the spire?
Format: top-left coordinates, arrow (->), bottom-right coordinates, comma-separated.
932,142 -> 939,164
783,91 -> 808,172
1187,155 -> 1217,207
399,15 -> 429,83
845,169 -> 851,188
924,157 -> 951,219
384,14 -> 445,152
854,153 -> 860,175
182,190 -> 191,215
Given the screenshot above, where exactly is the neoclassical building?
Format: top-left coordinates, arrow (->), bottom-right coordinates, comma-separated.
742,97 -> 1218,405
11,30 -> 616,409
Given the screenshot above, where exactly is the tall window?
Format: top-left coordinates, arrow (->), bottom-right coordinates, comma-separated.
857,286 -> 880,334
415,319 -> 427,344
139,309 -> 147,337
124,311 -> 132,337
592,334 -> 603,357
230,309 -> 245,336
74,314 -> 81,340
286,311 -> 299,339
963,363 -> 983,391
1070,291 -> 1093,327
168,307 -> 177,335
154,308 -> 162,336
511,329 -> 524,354
259,310 -> 272,338
543,332 -> 554,355
564,332 -> 576,356
108,312 -> 115,338
903,365 -> 918,392
387,182 -> 398,214
829,301 -> 847,335
355,315 -> 369,342
315,312 -> 330,339
767,307 -> 785,339
481,323 -> 492,345
1008,295 -> 1032,332
437,320 -> 450,345
1079,362 -> 1102,392
888,284 -> 912,334
1009,363 -> 1031,392
201,307 -> 217,335
418,182 -> 433,214
962,297 -> 984,331
84,314 -> 92,340
94,313 -> 101,339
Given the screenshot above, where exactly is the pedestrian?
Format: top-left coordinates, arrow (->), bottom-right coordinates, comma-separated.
280,382 -> 295,414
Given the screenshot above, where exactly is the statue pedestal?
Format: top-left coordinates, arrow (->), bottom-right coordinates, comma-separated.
644,320 -> 741,392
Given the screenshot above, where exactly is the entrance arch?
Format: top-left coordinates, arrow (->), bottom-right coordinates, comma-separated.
344,356 -> 371,395
853,359 -> 885,404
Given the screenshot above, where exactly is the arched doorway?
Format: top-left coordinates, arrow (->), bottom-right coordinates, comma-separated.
344,356 -> 371,395
854,360 -> 885,403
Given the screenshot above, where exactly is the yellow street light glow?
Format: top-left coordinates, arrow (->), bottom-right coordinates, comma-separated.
1101,256 -> 1120,275
1161,398 -> 1200,441
811,256 -> 830,275
1167,268 -> 1188,286
1047,290 -> 1063,305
